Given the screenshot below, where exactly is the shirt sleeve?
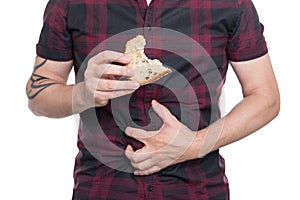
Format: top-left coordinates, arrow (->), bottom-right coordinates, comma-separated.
36,0 -> 73,61
226,0 -> 268,62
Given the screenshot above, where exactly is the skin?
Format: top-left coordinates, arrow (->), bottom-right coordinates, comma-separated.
26,51 -> 140,118
125,53 -> 280,175
26,52 -> 280,176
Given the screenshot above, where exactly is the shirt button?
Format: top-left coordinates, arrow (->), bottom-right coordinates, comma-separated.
147,185 -> 153,192
147,25 -> 152,31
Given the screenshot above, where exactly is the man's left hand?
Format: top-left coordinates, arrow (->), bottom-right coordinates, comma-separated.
124,100 -> 199,176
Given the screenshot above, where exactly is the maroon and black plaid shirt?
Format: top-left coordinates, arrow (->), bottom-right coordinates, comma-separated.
37,0 -> 267,199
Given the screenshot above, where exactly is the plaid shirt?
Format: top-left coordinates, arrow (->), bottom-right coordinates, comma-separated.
37,0 -> 267,199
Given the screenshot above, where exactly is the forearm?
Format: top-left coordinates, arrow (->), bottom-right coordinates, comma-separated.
192,90 -> 280,158
27,83 -> 73,118
26,52 -> 137,118
27,82 -> 89,118
123,55 -> 280,175
187,54 -> 281,159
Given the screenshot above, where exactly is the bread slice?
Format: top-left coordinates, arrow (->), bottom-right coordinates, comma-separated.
124,35 -> 171,85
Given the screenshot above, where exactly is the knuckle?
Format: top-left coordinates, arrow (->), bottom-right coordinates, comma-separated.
106,91 -> 115,99
104,79 -> 110,89
84,66 -> 93,78
94,95 -> 108,107
108,80 -> 117,90
95,101 -> 108,107
132,156 -> 139,163
87,57 -> 94,66
100,101 -> 109,107
135,163 -> 145,171
87,57 -> 99,69
101,50 -> 111,56
100,50 -> 115,63
100,51 -> 109,62
98,92 -> 108,100
153,166 -> 160,173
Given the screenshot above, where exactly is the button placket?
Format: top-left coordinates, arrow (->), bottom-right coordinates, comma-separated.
143,4 -> 155,58
144,3 -> 153,32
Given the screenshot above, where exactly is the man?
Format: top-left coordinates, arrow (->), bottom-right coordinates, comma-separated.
26,0 -> 280,199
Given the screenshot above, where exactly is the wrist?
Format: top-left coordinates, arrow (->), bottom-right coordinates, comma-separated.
190,130 -> 207,159
194,119 -> 225,158
72,82 -> 93,114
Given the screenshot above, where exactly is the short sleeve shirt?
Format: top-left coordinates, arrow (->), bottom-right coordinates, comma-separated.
36,0 -> 267,199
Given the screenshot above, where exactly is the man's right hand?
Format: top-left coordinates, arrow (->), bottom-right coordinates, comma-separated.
26,51 -> 139,118
81,50 -> 140,108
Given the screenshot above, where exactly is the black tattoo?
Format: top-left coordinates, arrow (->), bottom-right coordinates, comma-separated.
26,59 -> 58,99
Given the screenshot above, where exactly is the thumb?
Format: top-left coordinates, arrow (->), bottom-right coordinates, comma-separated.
151,100 -> 172,123
125,145 -> 134,159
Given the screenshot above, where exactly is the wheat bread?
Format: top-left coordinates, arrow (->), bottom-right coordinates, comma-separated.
124,35 -> 171,85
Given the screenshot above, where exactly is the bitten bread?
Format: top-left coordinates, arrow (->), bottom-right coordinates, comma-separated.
124,35 -> 171,85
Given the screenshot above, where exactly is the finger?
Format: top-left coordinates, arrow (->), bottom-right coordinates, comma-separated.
125,127 -> 155,141
125,147 -> 152,167
96,64 -> 134,78
94,89 -> 137,101
91,50 -> 131,65
96,79 -> 139,91
130,155 -> 155,171
151,100 -> 173,123
125,145 -> 134,159
126,148 -> 151,164
112,55 -> 131,65
134,165 -> 161,176
125,146 -> 152,172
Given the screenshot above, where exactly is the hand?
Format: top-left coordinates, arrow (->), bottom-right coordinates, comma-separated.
125,100 -> 199,176
83,50 -> 140,108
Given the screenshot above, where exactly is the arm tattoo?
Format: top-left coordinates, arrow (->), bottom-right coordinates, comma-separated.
26,59 -> 58,99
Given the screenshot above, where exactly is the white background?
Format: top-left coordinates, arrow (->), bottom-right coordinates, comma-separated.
0,0 -> 299,199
